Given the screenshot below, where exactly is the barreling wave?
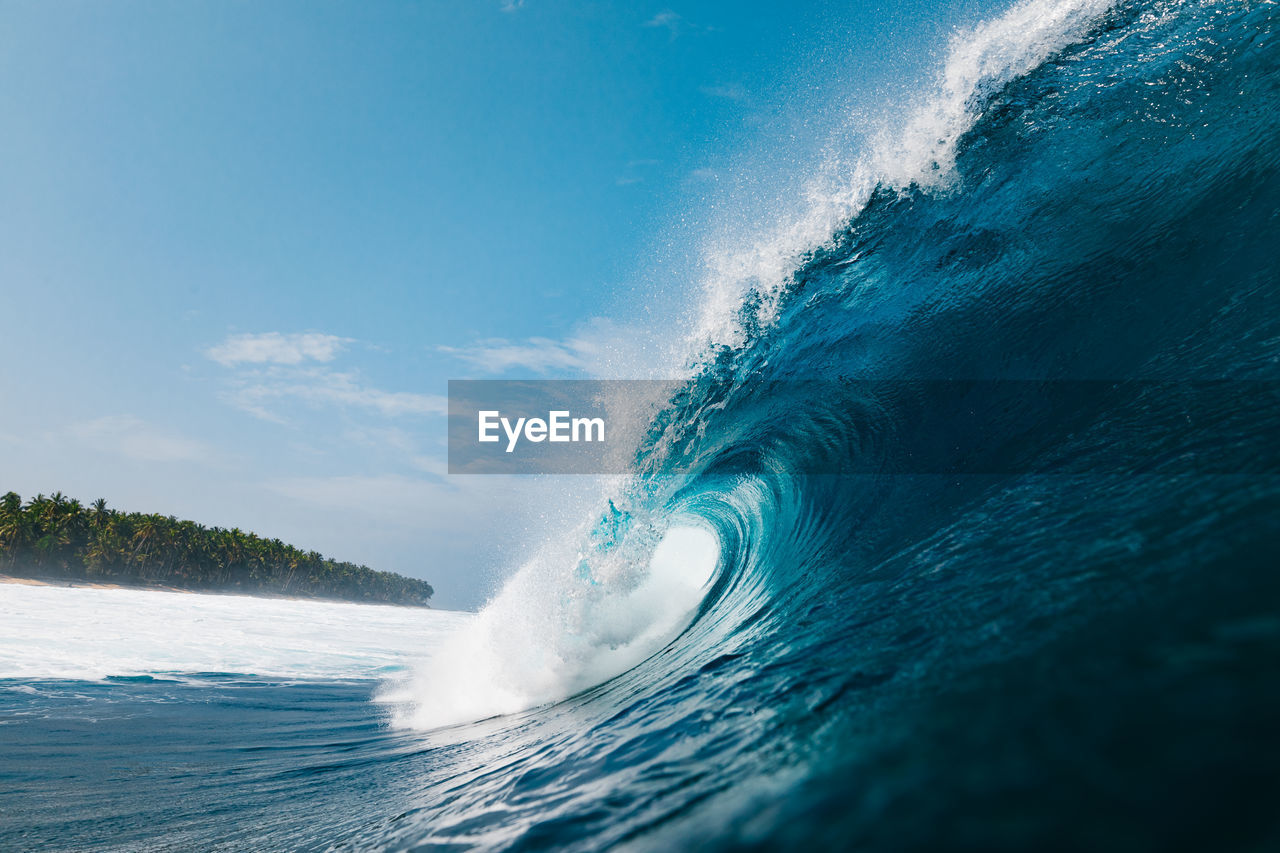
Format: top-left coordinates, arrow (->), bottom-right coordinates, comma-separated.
378,0 -> 1280,848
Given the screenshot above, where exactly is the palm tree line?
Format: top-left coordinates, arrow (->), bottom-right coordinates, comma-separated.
0,490 -> 433,605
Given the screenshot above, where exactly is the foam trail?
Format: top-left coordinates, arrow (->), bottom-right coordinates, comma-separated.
0,583 -> 468,682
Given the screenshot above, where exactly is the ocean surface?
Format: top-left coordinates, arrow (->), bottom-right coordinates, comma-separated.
5,0 -> 1280,848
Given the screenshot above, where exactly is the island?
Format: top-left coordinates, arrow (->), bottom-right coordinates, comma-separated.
0,490 -> 433,606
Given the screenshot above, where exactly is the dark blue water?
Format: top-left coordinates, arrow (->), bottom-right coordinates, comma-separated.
0,679 -> 405,850
4,0 -> 1280,848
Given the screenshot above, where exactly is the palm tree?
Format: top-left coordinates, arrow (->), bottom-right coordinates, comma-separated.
1,486 -> 434,603
0,492 -> 35,567
90,498 -> 110,529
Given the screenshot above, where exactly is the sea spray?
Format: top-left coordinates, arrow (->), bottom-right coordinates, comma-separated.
384,512 -> 718,730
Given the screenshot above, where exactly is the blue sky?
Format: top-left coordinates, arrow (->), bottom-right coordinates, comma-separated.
1,0 -> 999,608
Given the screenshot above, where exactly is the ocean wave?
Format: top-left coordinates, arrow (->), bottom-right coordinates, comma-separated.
375,0 -> 1280,846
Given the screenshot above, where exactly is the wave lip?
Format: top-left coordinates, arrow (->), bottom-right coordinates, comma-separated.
694,0 -> 1118,353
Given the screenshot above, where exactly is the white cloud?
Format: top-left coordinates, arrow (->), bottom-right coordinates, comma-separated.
440,333 -> 593,371
644,10 -> 683,34
500,0 -> 525,10
69,416 -> 213,464
642,9 -> 713,38
206,331 -> 443,423
439,324 -> 606,375
439,318 -> 667,377
206,332 -> 352,367
441,337 -> 590,374
699,83 -> 746,101
229,368 -> 446,421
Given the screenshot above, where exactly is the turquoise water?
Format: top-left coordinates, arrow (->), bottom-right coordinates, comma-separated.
4,0 -> 1280,848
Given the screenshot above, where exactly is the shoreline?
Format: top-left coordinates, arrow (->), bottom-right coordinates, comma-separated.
0,574 -> 434,608
0,575 -> 190,594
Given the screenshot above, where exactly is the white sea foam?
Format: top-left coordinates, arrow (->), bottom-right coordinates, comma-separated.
0,582 -> 469,682
385,524 -> 718,730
